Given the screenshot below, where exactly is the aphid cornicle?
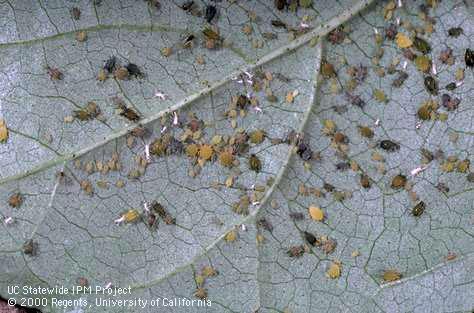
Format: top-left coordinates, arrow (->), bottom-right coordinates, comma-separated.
412,201 -> 425,217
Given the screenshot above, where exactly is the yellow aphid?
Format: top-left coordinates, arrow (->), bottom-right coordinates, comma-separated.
195,275 -> 204,287
327,261 -> 341,279
201,266 -> 218,277
308,205 -> 324,221
382,269 -> 402,282
199,144 -> 214,161
395,33 -> 413,48
0,118 -> 8,143
256,234 -> 265,244
123,209 -> 140,223
225,229 -> 237,242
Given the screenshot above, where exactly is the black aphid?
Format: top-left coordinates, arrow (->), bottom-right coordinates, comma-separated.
125,63 -> 144,78
465,49 -> 474,68
289,212 -> 304,220
412,201 -> 425,217
336,162 -> 350,171
271,20 -> 287,28
275,0 -> 286,10
380,140 -> 400,152
445,82 -> 457,91
205,5 -> 217,23
104,56 -> 117,74
392,71 -> 408,88
181,1 -> 194,11
304,231 -> 318,246
424,76 -> 438,95
448,27 -> 463,37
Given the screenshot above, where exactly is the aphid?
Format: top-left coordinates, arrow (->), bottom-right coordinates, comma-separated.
204,5 -> 217,23
257,218 -> 273,232
385,23 -> 398,40
392,71 -> 408,87
465,49 -> 474,68
328,26 -> 346,45
202,27 -> 220,40
8,193 -> 23,208
117,102 -> 141,122
379,140 -> 400,152
360,174 -> 371,189
71,7 -> 81,20
289,212 -> 304,221
271,20 -> 287,28
181,1 -> 195,11
412,201 -> 425,217
441,94 -> 460,111
336,162 -> 350,171
236,94 -> 249,109
391,174 -> 407,190
333,132 -> 347,144
23,239 -> 37,256
103,56 -> 117,74
151,201 -> 176,225
413,37 -> 431,54
287,245 -> 305,258
275,0 -> 286,10
321,237 -> 337,254
448,27 -> 463,37
304,231 -> 319,246
445,82 -> 457,91
146,212 -> 157,229
382,269 -> 402,282
194,287 -> 207,299
47,67 -> 63,80
467,173 -> 474,183
436,182 -> 450,193
323,183 -> 335,192
125,63 -> 144,78
115,209 -> 140,225
182,34 -> 195,49
424,76 -> 438,95
74,101 -> 101,121
346,93 -> 365,108
249,154 -> 262,173
114,67 -> 129,80
296,142 -> 312,161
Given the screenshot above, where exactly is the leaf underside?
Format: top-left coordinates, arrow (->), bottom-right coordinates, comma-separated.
0,0 -> 473,312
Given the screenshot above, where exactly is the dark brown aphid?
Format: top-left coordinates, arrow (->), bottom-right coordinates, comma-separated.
104,56 -> 117,74
9,193 -> 23,208
328,26 -> 346,45
321,238 -> 337,254
23,239 -> 37,256
413,37 -> 431,54
205,5 -> 217,23
412,201 -> 425,217
271,20 -> 287,28
289,212 -> 304,221
130,126 -> 147,137
420,148 -> 434,163
391,174 -> 407,190
257,218 -> 273,232
236,94 -> 249,109
151,201 -> 175,225
117,102 -> 141,122
392,71 -> 408,88
249,154 -> 262,173
287,245 -> 305,258
380,140 -> 400,152
71,7 -> 81,20
336,162 -> 350,171
465,49 -> 474,68
47,67 -> 63,80
448,27 -> 463,37
346,93 -> 365,108
182,34 -> 195,48
275,0 -> 286,10
304,231 -> 319,246
125,63 -> 143,78
424,76 -> 438,95
323,183 -> 335,192
360,174 -> 371,189
445,82 -> 457,91
181,1 -> 195,11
